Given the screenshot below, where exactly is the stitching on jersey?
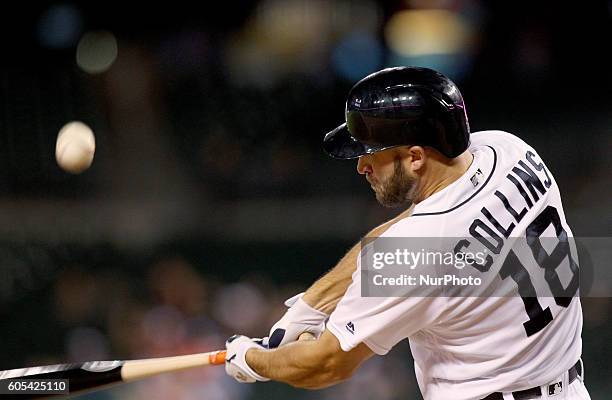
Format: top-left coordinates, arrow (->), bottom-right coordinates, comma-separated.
412,145 -> 497,217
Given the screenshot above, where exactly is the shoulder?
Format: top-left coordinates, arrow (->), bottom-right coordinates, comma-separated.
361,209 -> 434,242
377,214 -> 435,238
470,130 -> 535,152
469,130 -> 547,166
364,206 -> 414,238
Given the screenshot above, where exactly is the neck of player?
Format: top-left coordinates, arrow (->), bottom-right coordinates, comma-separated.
415,150 -> 474,203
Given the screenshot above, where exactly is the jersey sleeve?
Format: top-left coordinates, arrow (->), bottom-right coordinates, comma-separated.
327,252 -> 446,355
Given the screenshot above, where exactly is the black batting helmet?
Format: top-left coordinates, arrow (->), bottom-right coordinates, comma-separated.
323,67 -> 470,159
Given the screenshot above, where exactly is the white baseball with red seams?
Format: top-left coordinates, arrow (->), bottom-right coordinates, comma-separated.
55,121 -> 95,174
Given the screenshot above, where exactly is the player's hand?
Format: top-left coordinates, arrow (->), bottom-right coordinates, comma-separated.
225,335 -> 270,383
266,292 -> 328,348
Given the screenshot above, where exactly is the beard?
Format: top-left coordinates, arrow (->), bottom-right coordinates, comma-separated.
372,159 -> 417,208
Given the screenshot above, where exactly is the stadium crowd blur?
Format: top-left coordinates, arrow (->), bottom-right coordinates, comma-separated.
0,1 -> 610,399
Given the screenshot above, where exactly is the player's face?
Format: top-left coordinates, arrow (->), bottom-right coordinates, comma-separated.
357,148 -> 418,208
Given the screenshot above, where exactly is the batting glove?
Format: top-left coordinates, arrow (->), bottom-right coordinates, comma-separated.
267,292 -> 328,348
225,335 -> 270,383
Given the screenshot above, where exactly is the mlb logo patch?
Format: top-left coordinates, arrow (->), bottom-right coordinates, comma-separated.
548,381 -> 563,396
470,168 -> 483,187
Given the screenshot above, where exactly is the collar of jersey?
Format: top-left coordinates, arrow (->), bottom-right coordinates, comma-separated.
411,145 -> 497,217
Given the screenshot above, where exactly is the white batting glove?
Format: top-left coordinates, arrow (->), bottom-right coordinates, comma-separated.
225,335 -> 270,383
267,292 -> 328,348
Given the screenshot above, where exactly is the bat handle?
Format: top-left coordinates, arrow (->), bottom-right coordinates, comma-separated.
121,350 -> 227,382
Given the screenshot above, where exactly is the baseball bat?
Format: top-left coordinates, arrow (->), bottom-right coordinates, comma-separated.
0,350 -> 226,399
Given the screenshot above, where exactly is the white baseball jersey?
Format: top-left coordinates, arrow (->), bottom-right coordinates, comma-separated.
327,130 -> 583,400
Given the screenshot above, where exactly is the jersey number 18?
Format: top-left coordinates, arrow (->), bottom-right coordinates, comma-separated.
499,206 -> 580,337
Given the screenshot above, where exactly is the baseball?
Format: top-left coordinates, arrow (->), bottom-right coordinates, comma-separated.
55,121 -> 96,174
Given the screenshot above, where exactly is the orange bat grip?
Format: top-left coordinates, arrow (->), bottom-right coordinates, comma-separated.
208,350 -> 227,365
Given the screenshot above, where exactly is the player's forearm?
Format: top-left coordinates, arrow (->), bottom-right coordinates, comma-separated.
245,332 -> 362,389
302,244 -> 359,314
245,341 -> 340,389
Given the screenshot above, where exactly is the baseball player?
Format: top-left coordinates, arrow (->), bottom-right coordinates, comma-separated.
224,67 -> 590,399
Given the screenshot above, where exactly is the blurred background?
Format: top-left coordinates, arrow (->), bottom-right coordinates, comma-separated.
0,0 -> 610,399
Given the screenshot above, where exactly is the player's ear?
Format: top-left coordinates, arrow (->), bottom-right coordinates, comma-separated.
405,146 -> 426,173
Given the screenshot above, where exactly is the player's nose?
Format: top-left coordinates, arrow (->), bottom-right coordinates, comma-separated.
357,156 -> 372,175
